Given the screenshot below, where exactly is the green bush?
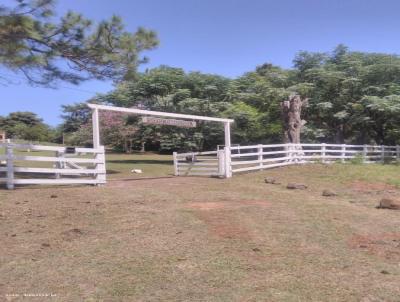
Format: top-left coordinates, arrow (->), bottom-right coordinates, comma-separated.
350,153 -> 364,165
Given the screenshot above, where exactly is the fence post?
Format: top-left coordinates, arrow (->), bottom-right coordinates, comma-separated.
55,151 -> 64,179
363,145 -> 368,163
288,143 -> 294,162
257,144 -> 263,170
224,146 -> 232,178
284,143 -> 289,162
6,143 -> 14,190
217,150 -> 225,177
381,145 -> 385,163
173,152 -> 179,176
341,144 -> 346,163
95,146 -> 106,185
396,145 -> 400,161
321,143 -> 326,163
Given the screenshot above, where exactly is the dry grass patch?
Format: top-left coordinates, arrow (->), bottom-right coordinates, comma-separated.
1,155 -> 400,301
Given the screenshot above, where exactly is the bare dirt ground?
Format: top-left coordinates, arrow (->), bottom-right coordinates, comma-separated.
1,159 -> 400,301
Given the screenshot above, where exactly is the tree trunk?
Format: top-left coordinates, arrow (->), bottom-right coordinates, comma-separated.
281,94 -> 308,144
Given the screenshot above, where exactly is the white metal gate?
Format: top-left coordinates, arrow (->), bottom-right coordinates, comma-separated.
173,150 -> 226,177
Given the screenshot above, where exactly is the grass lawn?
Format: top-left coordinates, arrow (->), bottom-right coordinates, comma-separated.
1,153 -> 400,301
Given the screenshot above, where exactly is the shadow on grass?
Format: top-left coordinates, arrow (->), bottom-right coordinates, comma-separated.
108,176 -> 175,182
106,169 -> 120,174
107,159 -> 173,165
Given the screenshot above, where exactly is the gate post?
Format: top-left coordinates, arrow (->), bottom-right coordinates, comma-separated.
6,143 -> 14,190
95,146 -> 106,185
341,144 -> 346,163
363,145 -> 368,163
173,152 -> 179,176
217,150 -> 225,177
224,146 -> 232,178
55,151 -> 64,179
321,143 -> 326,163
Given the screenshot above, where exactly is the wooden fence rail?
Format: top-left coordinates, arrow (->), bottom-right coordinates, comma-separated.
0,143 -> 106,189
174,143 -> 400,178
230,143 -> 400,175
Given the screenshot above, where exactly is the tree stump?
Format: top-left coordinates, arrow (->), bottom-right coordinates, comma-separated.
281,94 -> 308,162
281,94 -> 308,144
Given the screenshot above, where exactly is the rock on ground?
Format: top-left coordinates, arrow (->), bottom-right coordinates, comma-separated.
376,198 -> 400,210
264,177 -> 279,184
287,183 -> 308,190
322,189 -> 337,197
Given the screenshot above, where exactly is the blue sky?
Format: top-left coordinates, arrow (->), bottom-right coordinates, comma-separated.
2,0 -> 400,125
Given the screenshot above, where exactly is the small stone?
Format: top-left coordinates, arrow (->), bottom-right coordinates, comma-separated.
50,195 -> 58,199
287,183 -> 308,190
380,270 -> 390,275
252,248 -> 261,252
11,234 -> 16,237
376,198 -> 400,210
322,189 -> 337,197
264,177 -> 278,184
41,243 -> 50,248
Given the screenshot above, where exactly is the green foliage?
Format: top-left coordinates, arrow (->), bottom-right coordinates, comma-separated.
349,153 -> 364,165
0,111 -> 55,142
59,45 -> 400,152
92,66 -> 234,152
63,125 -> 92,147
60,102 -> 92,133
222,102 -> 265,144
293,45 -> 400,145
0,0 -> 158,86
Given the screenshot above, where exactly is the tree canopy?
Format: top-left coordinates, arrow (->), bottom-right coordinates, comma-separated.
0,111 -> 54,142
83,46 -> 400,151
0,0 -> 158,86
6,45 -> 400,152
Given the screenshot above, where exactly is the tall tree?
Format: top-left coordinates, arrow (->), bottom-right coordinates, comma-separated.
0,111 -> 55,141
0,0 -> 158,86
60,46 -> 400,151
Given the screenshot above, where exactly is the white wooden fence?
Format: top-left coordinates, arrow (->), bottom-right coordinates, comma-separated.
0,143 -> 106,189
230,143 -> 400,174
174,143 -> 400,178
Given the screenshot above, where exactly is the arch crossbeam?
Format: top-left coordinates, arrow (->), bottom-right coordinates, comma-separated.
87,104 -> 234,152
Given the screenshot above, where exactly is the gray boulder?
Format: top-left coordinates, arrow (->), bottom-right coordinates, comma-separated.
287,183 -> 308,190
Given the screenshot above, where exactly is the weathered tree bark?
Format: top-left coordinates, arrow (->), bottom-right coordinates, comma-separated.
281,94 -> 308,144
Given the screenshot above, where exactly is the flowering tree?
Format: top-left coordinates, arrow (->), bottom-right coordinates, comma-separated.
64,111 -> 140,151
99,111 -> 139,152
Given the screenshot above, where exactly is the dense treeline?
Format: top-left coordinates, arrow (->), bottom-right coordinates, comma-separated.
0,112 -> 55,142
3,45 -> 400,152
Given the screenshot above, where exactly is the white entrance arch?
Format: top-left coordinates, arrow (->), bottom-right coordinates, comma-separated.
88,104 -> 234,149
